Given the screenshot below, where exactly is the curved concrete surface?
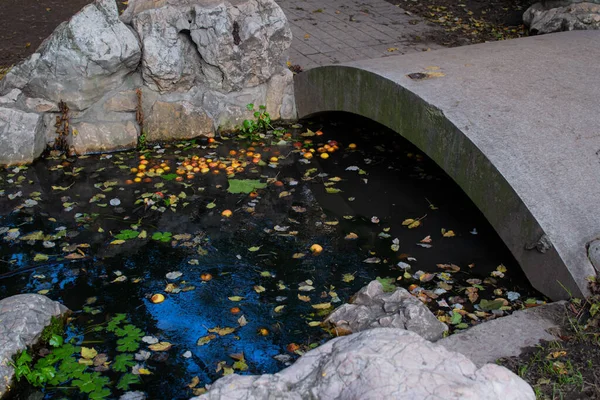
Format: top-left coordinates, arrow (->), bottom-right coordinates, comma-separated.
294,30 -> 600,300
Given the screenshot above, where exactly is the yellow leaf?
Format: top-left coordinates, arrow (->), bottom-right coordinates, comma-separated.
208,326 -> 236,336
254,285 -> 266,293
228,296 -> 244,302
196,334 -> 216,346
37,289 -> 50,295
402,219 -> 415,226
81,347 -> 98,360
274,305 -> 285,313
298,294 -> 311,302
138,368 -> 152,375
148,342 -> 172,351
442,230 -> 455,237
312,303 -> 331,310
110,239 -> 126,245
308,321 -> 321,327
188,376 -> 200,388
292,253 -> 305,259
344,232 -> 358,240
408,220 -> 421,229
78,358 -> 94,365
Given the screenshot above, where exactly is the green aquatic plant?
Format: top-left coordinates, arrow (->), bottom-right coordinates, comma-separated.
12,313 -> 145,399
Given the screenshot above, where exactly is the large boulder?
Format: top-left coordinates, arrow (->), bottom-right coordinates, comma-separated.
0,294 -> 70,397
0,0 -> 296,165
325,280 -> 448,341
524,1 -> 600,34
126,0 -> 292,92
0,106 -> 46,165
192,328 -> 535,400
0,0 -> 141,111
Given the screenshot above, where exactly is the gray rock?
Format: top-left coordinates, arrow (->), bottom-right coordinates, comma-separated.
0,89 -> 21,104
72,121 -> 139,154
128,0 -> 292,92
439,302 -> 567,367
103,90 -> 139,113
119,391 -> 147,400
588,239 -> 600,272
146,100 -> 214,141
192,328 -> 535,400
132,5 -> 204,93
0,107 -> 46,165
524,2 -> 600,34
325,280 -> 448,341
23,98 -> 58,113
0,0 -> 141,111
0,294 -> 70,397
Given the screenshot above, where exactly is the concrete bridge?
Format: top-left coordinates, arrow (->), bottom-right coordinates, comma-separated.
294,30 -> 600,301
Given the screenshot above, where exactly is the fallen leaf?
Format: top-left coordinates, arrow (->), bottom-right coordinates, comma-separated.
148,342 -> 172,352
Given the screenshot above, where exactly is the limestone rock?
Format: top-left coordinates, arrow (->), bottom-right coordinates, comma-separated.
146,101 -> 214,142
439,301 -> 568,367
0,107 -> 46,165
127,0 -> 292,92
0,0 -> 141,110
524,2 -> 600,34
192,328 -> 535,400
72,121 -> 139,154
103,90 -> 139,113
325,280 -> 448,341
589,239 -> 600,272
132,6 -> 204,93
0,294 -> 70,397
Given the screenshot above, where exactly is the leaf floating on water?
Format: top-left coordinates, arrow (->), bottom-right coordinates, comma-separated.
238,315 -> 248,326
228,296 -> 244,302
165,271 -> 183,280
188,376 -> 201,388
274,305 -> 285,313
442,229 -> 455,237
197,334 -> 217,346
342,273 -> 355,283
363,257 -> 381,264
292,253 -> 305,259
227,179 -> 267,194
325,187 -> 342,194
345,232 -> 358,240
298,285 -> 315,292
110,240 -> 126,245
206,202 -> 216,209
308,321 -> 321,327
33,254 -> 49,262
311,303 -> 331,310
298,294 -> 311,302
81,347 -> 98,360
208,326 -> 236,336
148,342 -> 172,351
254,285 -> 266,293
279,191 -> 291,198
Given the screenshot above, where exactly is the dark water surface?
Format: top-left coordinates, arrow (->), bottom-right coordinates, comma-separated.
0,114 -> 544,399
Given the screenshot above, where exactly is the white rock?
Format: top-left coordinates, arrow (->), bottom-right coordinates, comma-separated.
192,328 -> 535,400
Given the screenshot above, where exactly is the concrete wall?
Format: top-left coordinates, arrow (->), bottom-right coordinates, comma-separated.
294,31 -> 600,300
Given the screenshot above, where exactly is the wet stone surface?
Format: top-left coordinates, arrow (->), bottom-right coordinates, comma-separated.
0,114 -> 545,398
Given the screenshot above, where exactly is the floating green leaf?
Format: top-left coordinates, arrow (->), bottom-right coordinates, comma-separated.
227,179 -> 267,194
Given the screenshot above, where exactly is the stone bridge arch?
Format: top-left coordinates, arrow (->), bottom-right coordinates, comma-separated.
293,31 -> 600,300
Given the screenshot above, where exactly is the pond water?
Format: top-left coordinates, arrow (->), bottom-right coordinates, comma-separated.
1,113 -> 545,399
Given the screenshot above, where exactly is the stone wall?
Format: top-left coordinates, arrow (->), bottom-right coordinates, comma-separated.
0,0 -> 296,165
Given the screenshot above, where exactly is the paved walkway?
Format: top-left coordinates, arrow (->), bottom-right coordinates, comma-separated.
278,0 -> 445,69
